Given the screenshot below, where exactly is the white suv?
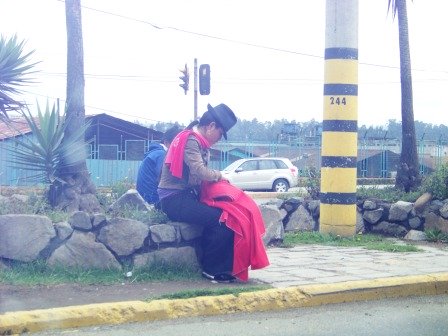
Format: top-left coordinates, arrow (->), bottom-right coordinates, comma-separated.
221,157 -> 298,192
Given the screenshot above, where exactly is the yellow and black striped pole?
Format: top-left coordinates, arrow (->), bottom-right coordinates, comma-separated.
320,0 -> 358,236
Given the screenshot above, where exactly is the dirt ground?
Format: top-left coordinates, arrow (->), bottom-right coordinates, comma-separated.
0,278 -> 263,314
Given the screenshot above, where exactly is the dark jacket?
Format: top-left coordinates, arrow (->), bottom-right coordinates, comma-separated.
136,143 -> 166,204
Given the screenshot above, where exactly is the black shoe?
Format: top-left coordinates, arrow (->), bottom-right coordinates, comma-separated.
202,271 -> 236,283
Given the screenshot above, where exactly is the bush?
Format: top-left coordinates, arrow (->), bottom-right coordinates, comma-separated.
96,179 -> 136,209
297,166 -> 320,199
420,163 -> 448,200
357,178 -> 395,185
111,178 -> 135,200
357,186 -> 421,203
112,204 -> 169,224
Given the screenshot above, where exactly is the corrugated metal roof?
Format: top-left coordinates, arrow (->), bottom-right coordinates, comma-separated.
0,118 -> 36,141
0,113 -> 163,142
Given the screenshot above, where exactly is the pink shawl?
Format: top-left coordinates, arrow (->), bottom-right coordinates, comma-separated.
164,129 -> 210,178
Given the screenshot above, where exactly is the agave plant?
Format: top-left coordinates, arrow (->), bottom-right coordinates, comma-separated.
6,101 -> 89,185
0,35 -> 38,120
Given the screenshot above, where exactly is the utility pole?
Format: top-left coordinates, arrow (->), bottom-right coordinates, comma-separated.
320,0 -> 359,237
179,58 -> 210,121
194,58 -> 198,120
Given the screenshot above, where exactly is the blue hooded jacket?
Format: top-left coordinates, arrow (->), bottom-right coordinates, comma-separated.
136,142 -> 166,204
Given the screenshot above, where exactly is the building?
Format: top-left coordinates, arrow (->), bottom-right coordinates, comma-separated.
85,113 -> 162,161
0,114 -> 162,186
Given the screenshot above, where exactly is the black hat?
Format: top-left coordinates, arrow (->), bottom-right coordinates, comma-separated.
206,103 -> 237,140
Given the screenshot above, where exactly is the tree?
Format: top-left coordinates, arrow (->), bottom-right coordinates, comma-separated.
1,35 -> 92,206
48,0 -> 101,212
388,0 -> 421,192
0,35 -> 37,121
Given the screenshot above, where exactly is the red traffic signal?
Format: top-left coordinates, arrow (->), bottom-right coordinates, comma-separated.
199,64 -> 210,95
179,64 -> 189,95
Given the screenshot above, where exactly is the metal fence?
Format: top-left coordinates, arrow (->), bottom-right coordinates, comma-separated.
1,138 -> 447,187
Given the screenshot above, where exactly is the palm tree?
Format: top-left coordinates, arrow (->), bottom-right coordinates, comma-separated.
48,0 -> 101,212
388,0 -> 421,192
0,35 -> 37,121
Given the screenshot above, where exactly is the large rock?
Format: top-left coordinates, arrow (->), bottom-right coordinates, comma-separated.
404,230 -> 427,241
0,215 -> 55,262
363,208 -> 384,224
133,246 -> 200,270
68,211 -> 92,230
92,213 -> 107,228
54,221 -> 74,241
388,201 -> 413,222
48,231 -> 121,269
413,192 -> 432,213
98,218 -> 150,256
439,203 -> 448,219
172,222 -> 204,241
285,204 -> 315,232
79,193 -> 103,213
424,212 -> 448,234
363,199 -> 377,210
149,224 -> 178,244
356,210 -> 365,234
371,221 -> 408,237
279,198 -> 301,213
408,216 -> 422,229
109,189 -> 150,214
307,200 -> 320,218
428,200 -> 444,213
259,204 -> 284,245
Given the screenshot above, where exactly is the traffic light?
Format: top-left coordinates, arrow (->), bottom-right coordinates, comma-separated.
199,64 -> 210,95
179,64 -> 189,95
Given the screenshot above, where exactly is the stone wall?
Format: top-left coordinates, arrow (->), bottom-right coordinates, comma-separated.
1,189 -> 447,271
280,193 -> 448,239
0,191 -> 286,271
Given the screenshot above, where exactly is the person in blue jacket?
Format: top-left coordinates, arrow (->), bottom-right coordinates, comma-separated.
136,125 -> 180,208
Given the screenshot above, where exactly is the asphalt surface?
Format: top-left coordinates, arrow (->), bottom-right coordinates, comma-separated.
1,242 -> 448,335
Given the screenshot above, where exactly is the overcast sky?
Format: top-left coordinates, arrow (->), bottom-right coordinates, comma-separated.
1,0 -> 447,127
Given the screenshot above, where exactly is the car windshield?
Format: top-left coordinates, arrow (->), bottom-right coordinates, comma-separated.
222,160 -> 244,172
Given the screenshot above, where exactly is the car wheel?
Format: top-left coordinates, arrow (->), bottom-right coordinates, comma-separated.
272,179 -> 289,192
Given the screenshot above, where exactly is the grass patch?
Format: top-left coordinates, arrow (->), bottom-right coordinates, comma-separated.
148,285 -> 272,301
0,260 -> 200,286
0,260 -> 121,285
282,231 -> 421,252
425,229 -> 448,243
276,190 -> 307,200
356,186 -> 421,203
127,263 -> 200,283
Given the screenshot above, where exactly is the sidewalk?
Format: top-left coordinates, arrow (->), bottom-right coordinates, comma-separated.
251,243 -> 448,287
1,243 -> 448,334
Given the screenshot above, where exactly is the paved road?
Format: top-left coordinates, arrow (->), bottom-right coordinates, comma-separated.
33,295 -> 448,336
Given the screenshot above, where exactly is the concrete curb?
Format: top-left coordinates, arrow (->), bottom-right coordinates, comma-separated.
245,191 -> 283,199
1,272 -> 447,334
